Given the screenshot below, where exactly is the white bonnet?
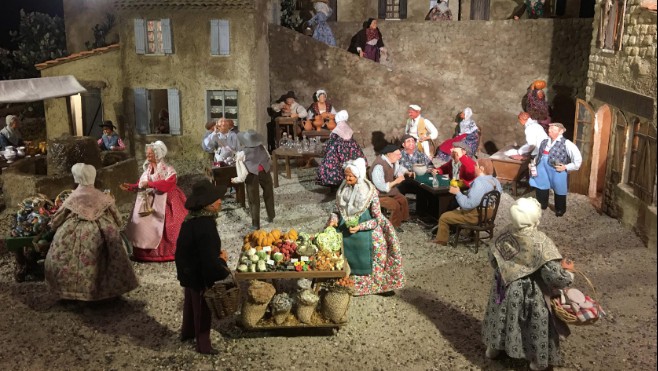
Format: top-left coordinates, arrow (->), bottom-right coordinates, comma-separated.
343,158 -> 367,181
6,115 -> 17,126
335,110 -> 349,123
463,107 -> 473,120
147,140 -> 167,161
71,163 -> 96,186
510,197 -> 542,229
315,89 -> 327,99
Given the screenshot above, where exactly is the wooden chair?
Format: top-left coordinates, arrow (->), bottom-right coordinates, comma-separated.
451,190 -> 501,254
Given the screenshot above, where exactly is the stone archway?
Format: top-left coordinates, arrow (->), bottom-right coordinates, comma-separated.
589,104 -> 612,207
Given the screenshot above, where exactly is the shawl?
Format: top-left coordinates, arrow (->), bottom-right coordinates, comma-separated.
0,126 -> 22,146
366,27 -> 379,42
336,178 -> 376,219
332,121 -> 353,140
527,89 -> 550,120
61,185 -> 115,221
141,160 -> 176,183
459,107 -> 478,135
185,209 -> 218,222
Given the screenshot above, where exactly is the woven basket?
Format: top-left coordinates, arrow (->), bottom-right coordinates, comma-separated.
241,302 -> 269,327
204,272 -> 241,321
295,303 -> 317,324
550,270 -> 601,326
321,290 -> 351,324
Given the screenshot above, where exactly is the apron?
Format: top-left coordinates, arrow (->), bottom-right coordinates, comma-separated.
339,209 -> 374,275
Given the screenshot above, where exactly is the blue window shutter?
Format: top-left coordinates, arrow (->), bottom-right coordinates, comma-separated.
210,20 -> 220,55
134,88 -> 149,134
218,20 -> 230,55
162,18 -> 173,54
134,19 -> 146,54
168,88 -> 181,135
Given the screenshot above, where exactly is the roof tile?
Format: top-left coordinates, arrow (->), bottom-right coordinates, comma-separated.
36,44 -> 120,70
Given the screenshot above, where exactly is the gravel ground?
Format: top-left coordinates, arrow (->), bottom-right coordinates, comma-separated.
0,157 -> 656,370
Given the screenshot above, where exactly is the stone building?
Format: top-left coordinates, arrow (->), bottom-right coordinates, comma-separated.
581,0 -> 657,247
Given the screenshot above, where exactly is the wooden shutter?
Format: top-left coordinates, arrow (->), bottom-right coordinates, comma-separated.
218,20 -> 230,55
378,0 -> 387,19
168,88 -> 181,135
399,0 -> 408,19
210,20 -> 220,55
569,99 -> 595,195
134,19 -> 146,54
133,88 -> 149,135
162,18 -> 173,54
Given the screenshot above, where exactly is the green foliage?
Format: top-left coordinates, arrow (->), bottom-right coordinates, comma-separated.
85,13 -> 116,50
280,0 -> 303,30
0,10 -> 67,80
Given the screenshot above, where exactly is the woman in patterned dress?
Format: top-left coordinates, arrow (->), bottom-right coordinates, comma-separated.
326,158 -> 405,296
307,0 -> 336,47
45,163 -> 138,301
316,110 -> 366,189
482,197 -> 574,371
436,107 -> 479,162
121,141 -> 187,262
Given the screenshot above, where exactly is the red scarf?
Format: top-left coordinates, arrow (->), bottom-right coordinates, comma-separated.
366,28 -> 378,42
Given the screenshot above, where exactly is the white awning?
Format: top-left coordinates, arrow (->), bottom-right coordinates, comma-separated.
0,75 -> 87,103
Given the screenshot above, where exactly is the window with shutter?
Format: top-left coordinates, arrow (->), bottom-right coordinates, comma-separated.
134,19 -> 146,54
132,88 -> 181,136
162,18 -> 173,54
133,88 -> 149,134
207,90 -> 239,129
167,89 -> 181,135
210,19 -> 230,56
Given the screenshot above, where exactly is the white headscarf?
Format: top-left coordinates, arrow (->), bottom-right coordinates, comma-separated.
510,197 -> 542,230
6,115 -> 17,126
71,163 -> 96,186
459,107 -> 478,135
315,89 -> 327,100
146,140 -> 167,161
337,158 -> 373,217
314,2 -> 331,15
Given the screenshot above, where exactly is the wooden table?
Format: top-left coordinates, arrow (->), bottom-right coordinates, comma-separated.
490,145 -> 531,196
272,147 -> 325,188
411,174 -> 456,222
210,165 -> 246,208
302,129 -> 331,143
275,117 -> 300,145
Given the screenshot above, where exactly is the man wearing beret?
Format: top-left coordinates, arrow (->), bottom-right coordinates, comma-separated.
404,104 -> 438,158
432,141 -> 477,188
369,144 -> 412,230
530,122 -> 582,217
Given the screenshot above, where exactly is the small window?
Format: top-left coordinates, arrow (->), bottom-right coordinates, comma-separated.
597,0 -> 627,51
133,88 -> 181,135
207,90 -> 239,129
379,0 -> 407,19
134,18 -> 172,55
210,20 -> 230,56
628,117 -> 657,203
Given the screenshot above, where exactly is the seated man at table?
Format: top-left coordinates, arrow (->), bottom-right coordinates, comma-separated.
201,120 -> 219,155
369,144 -> 412,231
432,158 -> 502,246
399,134 -> 433,194
432,141 -> 477,188
271,91 -> 307,120
504,112 -> 548,160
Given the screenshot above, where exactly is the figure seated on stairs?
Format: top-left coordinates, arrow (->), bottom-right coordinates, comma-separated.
348,18 -> 386,63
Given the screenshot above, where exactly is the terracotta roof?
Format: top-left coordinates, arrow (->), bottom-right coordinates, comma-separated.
35,44 -> 120,70
114,0 -> 254,10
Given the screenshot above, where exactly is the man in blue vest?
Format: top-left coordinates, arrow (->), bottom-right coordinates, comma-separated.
97,121 -> 125,151
529,122 -> 582,217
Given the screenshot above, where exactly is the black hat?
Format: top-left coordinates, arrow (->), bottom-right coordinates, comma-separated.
283,90 -> 297,101
185,180 -> 227,211
380,144 -> 400,155
100,120 -> 116,129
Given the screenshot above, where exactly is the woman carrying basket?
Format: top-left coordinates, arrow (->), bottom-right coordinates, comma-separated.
175,180 -> 230,355
482,197 -> 574,371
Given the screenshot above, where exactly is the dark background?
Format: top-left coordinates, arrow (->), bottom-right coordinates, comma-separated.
0,0 -> 64,49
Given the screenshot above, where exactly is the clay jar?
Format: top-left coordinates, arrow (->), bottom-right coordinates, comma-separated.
303,119 -> 313,131
313,115 -> 324,131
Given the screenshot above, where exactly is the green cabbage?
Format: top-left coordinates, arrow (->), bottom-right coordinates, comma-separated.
315,226 -> 342,252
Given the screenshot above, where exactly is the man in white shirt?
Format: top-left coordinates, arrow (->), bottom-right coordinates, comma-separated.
404,104 -> 438,158
505,111 -> 548,159
203,118 -> 239,163
529,122 -> 582,217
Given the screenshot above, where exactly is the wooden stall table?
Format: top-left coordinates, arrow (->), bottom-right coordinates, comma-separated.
272,146 -> 325,188
490,145 -> 532,196
411,173 -> 456,223
209,165 -> 246,208
274,117 -> 300,146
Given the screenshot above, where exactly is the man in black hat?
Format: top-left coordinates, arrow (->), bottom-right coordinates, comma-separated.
270,91 -> 307,119
97,120 -> 125,151
175,180 -> 229,355
369,144 -> 412,230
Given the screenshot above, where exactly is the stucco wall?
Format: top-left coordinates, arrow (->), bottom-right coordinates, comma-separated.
613,184 -> 657,249
270,19 -> 591,150
63,0 -> 119,53
114,7 -> 269,171
39,50 -> 123,141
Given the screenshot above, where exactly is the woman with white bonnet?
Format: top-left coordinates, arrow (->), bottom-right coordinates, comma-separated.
45,163 -> 138,301
326,158 -> 405,296
121,141 -> 188,262
316,110 -> 366,189
436,107 -> 480,162
307,89 -> 337,120
482,197 -> 575,370
307,0 -> 336,47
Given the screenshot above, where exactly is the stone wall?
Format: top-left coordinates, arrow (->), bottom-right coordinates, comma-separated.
270,19 -> 591,150
63,0 -> 119,53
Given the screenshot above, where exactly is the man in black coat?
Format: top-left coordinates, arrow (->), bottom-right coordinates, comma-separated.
175,180 -> 229,355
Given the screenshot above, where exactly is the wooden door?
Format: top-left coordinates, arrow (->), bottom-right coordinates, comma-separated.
569,99 -> 595,195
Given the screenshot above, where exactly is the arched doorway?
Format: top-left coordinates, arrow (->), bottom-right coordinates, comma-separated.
588,104 -> 612,208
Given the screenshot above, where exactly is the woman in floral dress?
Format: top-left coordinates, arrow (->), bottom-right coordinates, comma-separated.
121,141 -> 187,262
45,163 -> 138,301
307,0 -> 336,47
436,107 -> 480,161
316,110 -> 366,188
327,158 -> 405,296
